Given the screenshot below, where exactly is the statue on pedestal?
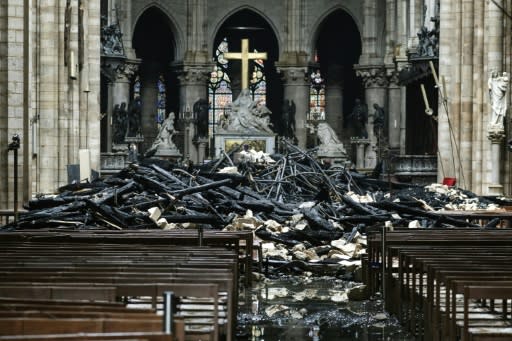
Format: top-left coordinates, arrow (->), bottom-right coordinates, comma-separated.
145,112 -> 180,157
488,71 -> 509,132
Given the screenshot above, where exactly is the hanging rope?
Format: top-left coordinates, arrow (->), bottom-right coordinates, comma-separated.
429,62 -> 467,188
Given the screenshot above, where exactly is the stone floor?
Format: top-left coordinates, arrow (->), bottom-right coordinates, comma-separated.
236,275 -> 413,341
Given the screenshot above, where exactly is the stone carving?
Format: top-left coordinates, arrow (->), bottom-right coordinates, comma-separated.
355,66 -> 388,88
101,22 -> 124,57
221,89 -> 273,134
349,98 -> 368,138
488,71 -> 509,131
416,26 -> 437,58
372,103 -> 385,136
112,102 -> 127,144
126,97 -> 142,138
145,112 -> 180,157
193,98 -> 209,138
281,99 -> 296,138
316,122 -> 347,157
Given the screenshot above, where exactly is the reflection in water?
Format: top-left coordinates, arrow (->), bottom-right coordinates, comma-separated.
237,275 -> 413,341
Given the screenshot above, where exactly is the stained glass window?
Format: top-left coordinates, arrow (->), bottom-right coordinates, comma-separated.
156,75 -> 166,125
309,69 -> 325,120
133,75 -> 141,100
250,52 -> 266,106
209,38 -> 232,137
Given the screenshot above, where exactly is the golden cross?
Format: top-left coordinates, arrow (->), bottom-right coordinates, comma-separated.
223,38 -> 267,90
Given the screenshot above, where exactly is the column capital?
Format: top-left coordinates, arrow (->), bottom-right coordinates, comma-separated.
487,128 -> 506,142
385,65 -> 400,87
174,63 -> 212,86
354,64 -> 388,88
101,57 -> 140,83
276,65 -> 309,85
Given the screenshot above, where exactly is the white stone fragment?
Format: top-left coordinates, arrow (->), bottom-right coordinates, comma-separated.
148,207 -> 161,222
294,223 -> 307,231
217,166 -> 239,174
265,304 -> 290,317
292,243 -> 306,252
330,292 -> 349,303
156,217 -> 168,229
299,201 -> 316,209
408,220 -> 421,228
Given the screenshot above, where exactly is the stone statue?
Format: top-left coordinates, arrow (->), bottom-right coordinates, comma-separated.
193,98 -> 209,138
145,112 -> 178,156
112,103 -> 127,144
100,22 -> 124,56
488,71 -> 509,130
372,103 -> 385,136
222,89 -> 273,133
281,99 -> 296,138
316,122 -> 347,156
350,98 -> 368,138
126,97 -> 142,137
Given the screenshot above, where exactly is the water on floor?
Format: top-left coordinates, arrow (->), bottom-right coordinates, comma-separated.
236,275 -> 414,341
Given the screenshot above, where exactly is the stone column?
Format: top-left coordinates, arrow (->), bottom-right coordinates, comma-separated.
486,0 -> 504,195
103,60 -> 138,152
354,65 -> 388,168
325,64 -> 344,134
386,68 -> 401,152
175,64 -> 210,163
488,130 -> 505,195
195,137 -> 209,164
278,66 -> 309,149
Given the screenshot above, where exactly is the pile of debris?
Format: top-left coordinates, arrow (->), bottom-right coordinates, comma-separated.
1,142 -> 504,275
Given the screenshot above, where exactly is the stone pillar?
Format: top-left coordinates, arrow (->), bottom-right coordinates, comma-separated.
175,64 -> 210,163
325,64 -> 344,134
195,137 -> 209,164
355,65 -> 388,168
488,130 -> 505,195
486,0 -> 504,195
103,60 -> 138,152
386,68 -> 401,152
278,66 -> 309,149
351,138 -> 370,169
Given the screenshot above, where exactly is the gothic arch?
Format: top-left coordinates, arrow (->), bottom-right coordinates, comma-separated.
132,3 -> 184,60
209,6 -> 281,61
309,6 -> 362,61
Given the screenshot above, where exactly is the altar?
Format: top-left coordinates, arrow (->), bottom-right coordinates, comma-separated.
214,132 -> 276,157
213,38 -> 277,158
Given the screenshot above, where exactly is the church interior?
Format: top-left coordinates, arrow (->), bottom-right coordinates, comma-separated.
2,0 -> 512,340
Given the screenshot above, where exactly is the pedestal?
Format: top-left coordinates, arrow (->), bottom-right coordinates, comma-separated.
487,129 -> 505,196
214,132 -> 276,158
154,148 -> 181,158
195,137 -> 209,164
350,138 -> 370,169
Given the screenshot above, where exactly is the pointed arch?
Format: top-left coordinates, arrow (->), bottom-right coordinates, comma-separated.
132,4 -> 184,60
209,6 -> 281,60
309,6 -> 362,62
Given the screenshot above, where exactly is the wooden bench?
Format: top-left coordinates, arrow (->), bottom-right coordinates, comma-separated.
0,234 -> 242,341
365,229 -> 512,340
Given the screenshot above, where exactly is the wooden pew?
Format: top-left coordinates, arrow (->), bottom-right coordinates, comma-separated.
365,229 -> 512,340
0,234 -> 241,341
